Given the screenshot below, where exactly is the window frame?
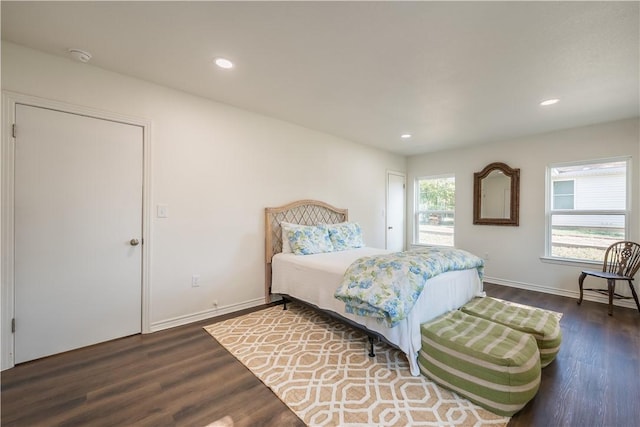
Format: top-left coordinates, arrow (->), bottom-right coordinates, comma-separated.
413,174 -> 455,247
544,156 -> 631,264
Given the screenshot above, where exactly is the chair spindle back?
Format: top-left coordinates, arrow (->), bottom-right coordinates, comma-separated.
603,241 -> 640,278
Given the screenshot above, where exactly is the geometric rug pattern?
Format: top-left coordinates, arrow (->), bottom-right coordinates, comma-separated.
204,303 -> 509,427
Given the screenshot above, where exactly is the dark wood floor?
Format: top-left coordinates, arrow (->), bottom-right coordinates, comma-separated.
2,283 -> 639,427
485,283 -> 640,427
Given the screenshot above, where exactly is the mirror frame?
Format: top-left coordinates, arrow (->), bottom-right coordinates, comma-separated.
473,162 -> 520,226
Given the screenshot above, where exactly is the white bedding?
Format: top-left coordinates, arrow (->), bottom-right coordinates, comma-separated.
271,247 -> 484,375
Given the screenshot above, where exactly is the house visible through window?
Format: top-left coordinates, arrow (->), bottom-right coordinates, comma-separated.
552,180 -> 574,209
414,175 -> 455,247
547,158 -> 629,262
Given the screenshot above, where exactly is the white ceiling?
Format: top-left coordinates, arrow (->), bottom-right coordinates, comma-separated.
2,1 -> 638,156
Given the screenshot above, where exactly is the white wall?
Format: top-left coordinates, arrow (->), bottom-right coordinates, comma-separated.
3,40 -> 638,364
1,42 -> 406,330
408,117 -> 640,300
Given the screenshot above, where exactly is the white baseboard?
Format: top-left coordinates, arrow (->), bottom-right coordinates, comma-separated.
484,276 -> 638,310
149,297 -> 265,332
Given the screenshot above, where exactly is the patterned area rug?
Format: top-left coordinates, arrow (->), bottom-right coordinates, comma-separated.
204,304 -> 509,427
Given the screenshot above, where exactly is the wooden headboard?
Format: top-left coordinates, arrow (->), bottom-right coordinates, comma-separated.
264,199 -> 348,302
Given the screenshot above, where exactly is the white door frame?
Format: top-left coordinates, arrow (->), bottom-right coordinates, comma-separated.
385,170 -> 406,251
1,91 -> 152,370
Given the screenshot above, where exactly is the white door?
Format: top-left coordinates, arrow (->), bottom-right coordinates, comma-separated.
14,104 -> 143,363
386,172 -> 406,251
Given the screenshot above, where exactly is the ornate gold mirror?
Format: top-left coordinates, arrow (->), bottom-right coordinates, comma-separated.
473,162 -> 520,226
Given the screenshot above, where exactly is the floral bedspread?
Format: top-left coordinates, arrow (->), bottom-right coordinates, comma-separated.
334,247 -> 484,327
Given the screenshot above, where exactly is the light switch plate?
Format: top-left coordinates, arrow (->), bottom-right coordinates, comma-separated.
157,204 -> 168,218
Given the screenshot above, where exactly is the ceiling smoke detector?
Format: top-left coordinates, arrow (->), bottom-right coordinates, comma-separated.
68,48 -> 92,63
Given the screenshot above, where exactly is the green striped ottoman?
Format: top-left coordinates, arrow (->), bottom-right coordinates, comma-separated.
419,310 -> 541,416
461,297 -> 562,368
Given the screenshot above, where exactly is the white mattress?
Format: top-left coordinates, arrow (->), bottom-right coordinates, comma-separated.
271,247 -> 483,375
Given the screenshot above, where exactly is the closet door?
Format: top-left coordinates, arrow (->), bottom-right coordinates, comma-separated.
386,171 -> 406,251
14,104 -> 143,363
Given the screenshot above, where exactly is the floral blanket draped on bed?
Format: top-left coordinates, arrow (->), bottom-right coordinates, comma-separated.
334,247 -> 484,327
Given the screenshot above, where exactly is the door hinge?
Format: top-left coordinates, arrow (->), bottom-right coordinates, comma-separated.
11,318 -> 15,333
12,124 -> 16,138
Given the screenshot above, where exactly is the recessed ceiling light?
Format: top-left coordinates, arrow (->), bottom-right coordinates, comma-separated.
214,57 -> 234,69
401,134 -> 412,139
540,98 -> 559,106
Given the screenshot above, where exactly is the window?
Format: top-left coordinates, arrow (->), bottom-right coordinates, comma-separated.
546,158 -> 629,262
414,175 -> 455,247
552,180 -> 574,209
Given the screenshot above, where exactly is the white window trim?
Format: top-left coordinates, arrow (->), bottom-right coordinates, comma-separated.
544,156 -> 631,264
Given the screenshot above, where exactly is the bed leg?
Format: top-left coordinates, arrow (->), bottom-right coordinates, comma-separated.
368,336 -> 375,358
283,298 -> 288,311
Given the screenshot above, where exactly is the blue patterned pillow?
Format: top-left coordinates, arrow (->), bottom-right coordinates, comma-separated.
286,224 -> 334,255
326,222 -> 364,251
280,222 -> 304,253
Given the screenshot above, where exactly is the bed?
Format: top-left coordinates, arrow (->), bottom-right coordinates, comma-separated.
265,199 -> 484,376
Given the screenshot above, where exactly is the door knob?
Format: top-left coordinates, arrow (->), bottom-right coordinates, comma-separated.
130,238 -> 140,246
388,226 -> 393,230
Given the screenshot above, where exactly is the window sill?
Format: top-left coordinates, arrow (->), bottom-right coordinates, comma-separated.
411,243 -> 455,249
539,256 -> 601,269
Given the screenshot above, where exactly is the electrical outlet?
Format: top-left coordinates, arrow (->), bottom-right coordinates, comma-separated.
191,274 -> 200,287
484,253 -> 490,260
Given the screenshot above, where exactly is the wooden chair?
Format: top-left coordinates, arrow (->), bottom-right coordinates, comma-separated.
578,241 -> 640,316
